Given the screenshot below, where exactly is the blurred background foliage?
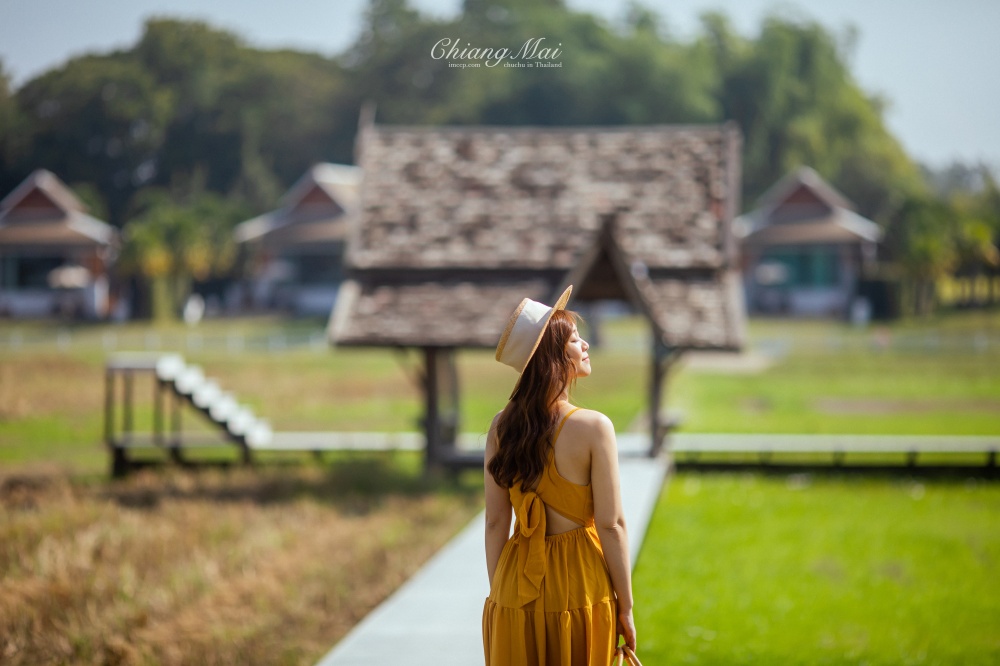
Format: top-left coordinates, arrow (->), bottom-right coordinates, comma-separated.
0,0 -> 997,317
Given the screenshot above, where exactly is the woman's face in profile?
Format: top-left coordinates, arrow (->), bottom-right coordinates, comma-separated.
565,324 -> 591,378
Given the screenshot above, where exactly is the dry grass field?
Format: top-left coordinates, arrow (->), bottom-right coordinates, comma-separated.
0,459 -> 481,665
0,324 -> 484,663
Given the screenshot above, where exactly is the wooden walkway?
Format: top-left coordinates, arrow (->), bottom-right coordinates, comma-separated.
671,433 -> 999,469
672,433 -> 999,454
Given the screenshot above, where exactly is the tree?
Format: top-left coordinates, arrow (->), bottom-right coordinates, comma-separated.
4,6 -> 925,227
948,166 -> 1000,305
118,187 -> 244,321
13,54 -> 172,225
343,0 -> 719,128
0,61 -> 21,188
6,19 -> 351,225
883,195 -> 957,316
699,13 -> 923,218
981,169 -> 1000,304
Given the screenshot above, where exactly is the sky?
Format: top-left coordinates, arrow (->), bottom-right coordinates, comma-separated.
1,0 -> 998,171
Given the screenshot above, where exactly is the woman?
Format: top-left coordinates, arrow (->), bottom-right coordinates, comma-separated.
482,286 -> 637,666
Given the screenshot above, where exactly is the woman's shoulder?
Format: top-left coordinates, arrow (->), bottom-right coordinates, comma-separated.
564,408 -> 615,440
567,407 -> 611,425
485,410 -> 505,453
563,409 -> 617,460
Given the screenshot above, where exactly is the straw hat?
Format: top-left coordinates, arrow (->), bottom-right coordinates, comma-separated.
495,285 -> 573,373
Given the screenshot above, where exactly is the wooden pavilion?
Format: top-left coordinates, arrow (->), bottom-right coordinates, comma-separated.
329,116 -> 746,469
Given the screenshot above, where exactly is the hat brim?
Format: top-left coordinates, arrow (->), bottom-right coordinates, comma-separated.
496,285 -> 573,382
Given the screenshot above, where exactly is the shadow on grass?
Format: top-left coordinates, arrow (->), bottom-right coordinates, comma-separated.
96,451 -> 484,511
0,473 -> 75,511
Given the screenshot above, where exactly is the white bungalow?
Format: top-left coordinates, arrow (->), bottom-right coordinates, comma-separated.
0,170 -> 118,319
234,163 -> 360,316
737,167 -> 881,318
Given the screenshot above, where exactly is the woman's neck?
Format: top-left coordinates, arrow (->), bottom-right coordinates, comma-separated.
549,380 -> 572,409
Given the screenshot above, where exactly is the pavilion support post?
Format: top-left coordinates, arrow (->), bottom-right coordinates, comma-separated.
169,387 -> 183,464
106,367 -> 129,478
123,369 -> 134,443
154,378 -> 164,447
649,338 -> 678,458
424,347 -> 440,472
238,440 -> 253,466
422,347 -> 461,473
104,367 -> 115,448
111,446 -> 129,478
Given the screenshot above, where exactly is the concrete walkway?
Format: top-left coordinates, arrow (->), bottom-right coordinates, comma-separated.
315,435 -> 668,666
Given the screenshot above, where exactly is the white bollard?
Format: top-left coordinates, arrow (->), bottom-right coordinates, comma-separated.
209,393 -> 237,422
246,420 -> 273,448
227,407 -> 255,436
155,354 -> 186,381
175,365 -> 205,395
192,380 -> 221,409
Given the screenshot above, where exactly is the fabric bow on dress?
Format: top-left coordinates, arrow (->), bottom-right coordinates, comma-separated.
514,490 -> 547,606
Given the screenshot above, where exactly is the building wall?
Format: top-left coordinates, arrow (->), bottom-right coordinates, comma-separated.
743,242 -> 861,317
0,250 -> 110,319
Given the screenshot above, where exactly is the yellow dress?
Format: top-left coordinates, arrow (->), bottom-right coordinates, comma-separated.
483,409 -> 617,666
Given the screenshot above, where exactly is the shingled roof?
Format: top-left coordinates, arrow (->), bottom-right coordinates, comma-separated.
330,121 -> 745,351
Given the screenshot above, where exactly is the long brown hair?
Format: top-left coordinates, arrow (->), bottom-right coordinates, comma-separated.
488,309 -> 580,490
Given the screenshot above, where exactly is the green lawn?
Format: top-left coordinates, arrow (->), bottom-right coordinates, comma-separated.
447,308 -> 1000,437
671,313 -> 1000,435
633,472 -> 1000,665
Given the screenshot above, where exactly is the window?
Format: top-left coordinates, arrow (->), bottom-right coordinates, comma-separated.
10,256 -> 65,289
760,247 -> 839,287
292,254 -> 343,285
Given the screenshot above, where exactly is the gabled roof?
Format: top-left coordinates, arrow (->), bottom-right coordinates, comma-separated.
0,169 -> 117,249
754,166 -> 854,215
742,209 -> 881,245
234,163 -> 360,248
280,163 -> 360,213
0,169 -> 87,215
330,121 -> 745,351
737,167 -> 881,245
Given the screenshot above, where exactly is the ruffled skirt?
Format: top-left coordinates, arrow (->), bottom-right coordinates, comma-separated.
483,526 -> 617,666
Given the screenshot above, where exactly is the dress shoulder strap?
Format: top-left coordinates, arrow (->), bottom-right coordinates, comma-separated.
552,407 -> 580,444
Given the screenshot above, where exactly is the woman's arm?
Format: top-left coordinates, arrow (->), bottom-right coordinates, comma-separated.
484,414 -> 512,587
589,412 -> 637,651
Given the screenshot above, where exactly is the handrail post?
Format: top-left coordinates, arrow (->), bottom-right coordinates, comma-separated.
123,369 -> 134,442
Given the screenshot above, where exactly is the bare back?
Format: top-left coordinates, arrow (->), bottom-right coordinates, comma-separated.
543,406 -> 595,535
